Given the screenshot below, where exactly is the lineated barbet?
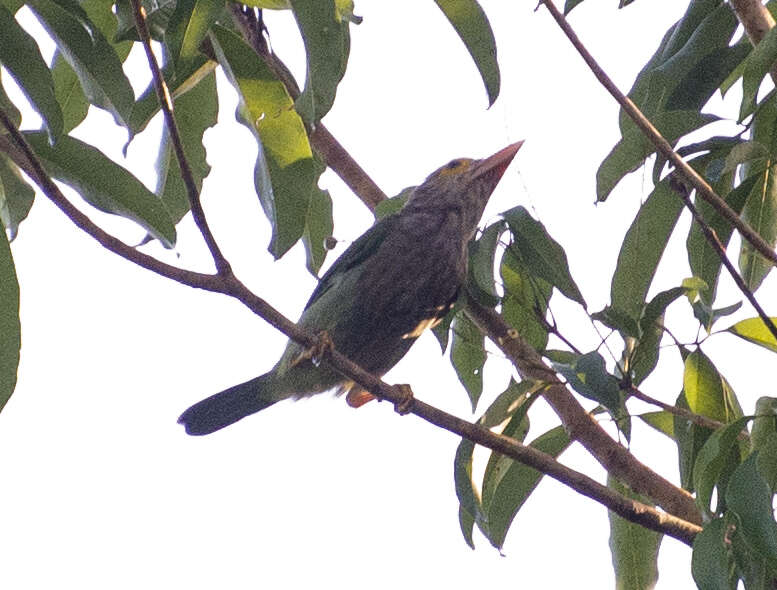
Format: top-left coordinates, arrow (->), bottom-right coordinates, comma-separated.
179,141 -> 522,435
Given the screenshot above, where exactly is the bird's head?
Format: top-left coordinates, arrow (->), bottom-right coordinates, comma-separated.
404,141 -> 523,237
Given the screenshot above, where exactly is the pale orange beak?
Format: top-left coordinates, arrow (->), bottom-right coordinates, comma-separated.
473,141 -> 524,182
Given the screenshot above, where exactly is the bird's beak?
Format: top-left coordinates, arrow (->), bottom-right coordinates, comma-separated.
472,140 -> 524,183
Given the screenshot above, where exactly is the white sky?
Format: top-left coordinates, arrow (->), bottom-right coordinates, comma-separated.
2,1 -> 774,588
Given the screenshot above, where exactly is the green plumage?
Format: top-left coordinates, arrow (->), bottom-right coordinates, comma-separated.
179,143 -> 522,435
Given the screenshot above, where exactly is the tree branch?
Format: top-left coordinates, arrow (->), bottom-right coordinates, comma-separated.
128,0 -> 232,276
0,106 -> 700,545
538,0 -> 777,269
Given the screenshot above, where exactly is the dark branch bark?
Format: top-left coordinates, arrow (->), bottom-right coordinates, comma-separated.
128,0 -> 231,275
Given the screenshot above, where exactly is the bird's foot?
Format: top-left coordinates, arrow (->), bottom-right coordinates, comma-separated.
393,384 -> 415,415
293,331 -> 334,367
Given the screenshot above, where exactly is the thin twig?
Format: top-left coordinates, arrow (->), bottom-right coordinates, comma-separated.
539,0 -> 777,268
0,108 -> 700,544
670,178 -> 777,343
128,0 -> 232,276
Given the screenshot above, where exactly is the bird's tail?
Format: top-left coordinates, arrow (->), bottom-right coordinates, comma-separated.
178,374 -> 278,436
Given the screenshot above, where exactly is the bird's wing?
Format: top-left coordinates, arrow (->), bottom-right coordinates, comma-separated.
304,213 -> 400,309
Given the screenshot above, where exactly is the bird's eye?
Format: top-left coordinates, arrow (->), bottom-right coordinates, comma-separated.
447,159 -> 462,170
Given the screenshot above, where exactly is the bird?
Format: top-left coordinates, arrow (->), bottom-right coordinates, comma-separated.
178,141 -> 523,435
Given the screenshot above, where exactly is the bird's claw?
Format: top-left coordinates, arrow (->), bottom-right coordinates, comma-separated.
393,384 -> 415,415
292,331 -> 334,368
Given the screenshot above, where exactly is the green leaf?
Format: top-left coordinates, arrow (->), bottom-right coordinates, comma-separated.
25,131 -> 176,246
0,155 -> 34,239
608,475 -> 662,590
0,72 -> 22,129
554,351 -> 621,415
684,349 -> 743,424
374,187 -> 411,220
597,112 -> 720,202
638,411 -> 675,439
0,4 -> 63,142
28,0 -> 135,129
499,247 -> 550,352
502,205 -> 585,306
467,221 -> 504,307
453,378 -> 537,548
166,0 -> 222,67
210,24 -> 314,258
451,313 -> 486,411
591,305 -> 640,338
115,0 -> 175,42
431,298 -> 459,354
154,69 -> 217,226
564,0 -> 585,14
51,0 -> 133,135
688,175 -> 757,306
674,391 -> 711,491
0,221 -> 20,413
726,452 -> 777,570
610,178 -> 685,324
480,426 -> 570,550
740,26 -> 777,121
129,55 -> 217,137
691,517 -> 735,590
432,0 -> 499,106
290,0 -> 351,124
726,317 -> 777,353
752,397 -> 777,492
739,93 -> 777,291
693,416 -> 750,517
630,286 -> 688,385
302,178 -> 333,275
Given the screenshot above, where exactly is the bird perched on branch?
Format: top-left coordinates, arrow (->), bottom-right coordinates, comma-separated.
179,141 -> 523,435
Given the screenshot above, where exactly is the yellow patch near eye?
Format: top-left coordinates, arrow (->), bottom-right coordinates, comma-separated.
438,158 -> 473,177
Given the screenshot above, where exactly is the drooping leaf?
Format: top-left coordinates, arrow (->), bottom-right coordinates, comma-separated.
154,69 -> 217,226
630,286 -> 688,384
0,4 -> 63,142
467,220 -> 504,307
480,426 -> 570,550
499,247 -> 550,352
503,206 -> 585,306
674,390 -> 711,491
25,132 -> 176,246
692,300 -> 742,333
691,517 -> 735,590
608,474 -> 662,590
0,221 -> 19,413
684,349 -> 743,424
564,0 -> 585,14
740,26 -> 777,121
726,317 -> 777,353
290,0 -> 351,125
597,112 -> 719,202
692,416 -> 750,517
726,453 -> 777,570
302,172 -> 334,274
210,24 -> 314,258
51,0 -> 133,135
28,0 -> 135,129
432,0 -> 499,106
739,93 -> 777,291
451,312 -> 486,411
0,155 -> 34,239
687,174 -> 757,305
115,0 -> 175,42
554,351 -> 621,415
166,0 -> 223,67
610,178 -> 685,324
751,397 -> 777,492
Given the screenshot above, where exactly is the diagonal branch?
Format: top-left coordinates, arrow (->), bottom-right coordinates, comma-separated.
128,0 -> 232,276
464,299 -> 702,525
538,0 -> 777,270
0,107 -> 700,545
